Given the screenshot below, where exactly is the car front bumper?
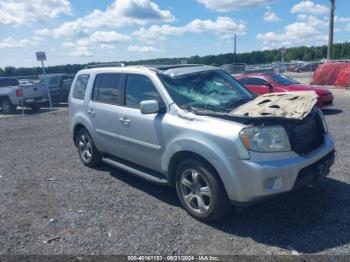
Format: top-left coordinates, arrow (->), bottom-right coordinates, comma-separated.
225,133 -> 335,203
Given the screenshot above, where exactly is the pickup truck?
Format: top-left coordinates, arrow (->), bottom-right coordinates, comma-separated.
0,77 -> 48,114
35,74 -> 75,104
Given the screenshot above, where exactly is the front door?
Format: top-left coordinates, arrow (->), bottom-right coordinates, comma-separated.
116,74 -> 166,172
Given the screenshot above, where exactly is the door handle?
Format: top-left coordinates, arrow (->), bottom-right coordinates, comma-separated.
119,117 -> 130,125
87,109 -> 95,117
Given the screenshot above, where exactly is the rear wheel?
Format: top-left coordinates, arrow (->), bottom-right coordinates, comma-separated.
1,99 -> 15,114
175,158 -> 231,222
76,128 -> 102,167
30,105 -> 41,111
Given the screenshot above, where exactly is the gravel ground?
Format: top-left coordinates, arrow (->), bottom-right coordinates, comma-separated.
0,89 -> 349,256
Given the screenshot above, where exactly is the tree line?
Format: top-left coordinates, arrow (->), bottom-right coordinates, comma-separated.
1,42 -> 350,77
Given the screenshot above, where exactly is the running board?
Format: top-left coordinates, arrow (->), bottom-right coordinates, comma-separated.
102,157 -> 168,185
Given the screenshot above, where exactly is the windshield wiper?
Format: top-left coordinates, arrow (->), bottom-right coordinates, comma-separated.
182,105 -> 227,116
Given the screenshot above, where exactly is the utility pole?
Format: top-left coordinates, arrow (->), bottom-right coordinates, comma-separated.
327,0 -> 335,60
233,34 -> 237,64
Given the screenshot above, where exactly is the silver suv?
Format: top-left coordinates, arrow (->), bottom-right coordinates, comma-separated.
69,64 -> 335,221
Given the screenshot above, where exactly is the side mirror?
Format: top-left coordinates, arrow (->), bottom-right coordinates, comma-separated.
266,82 -> 274,93
140,100 -> 160,114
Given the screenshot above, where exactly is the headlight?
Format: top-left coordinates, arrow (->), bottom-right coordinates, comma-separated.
240,126 -> 291,152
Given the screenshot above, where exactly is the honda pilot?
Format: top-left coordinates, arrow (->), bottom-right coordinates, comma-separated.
69,64 -> 335,221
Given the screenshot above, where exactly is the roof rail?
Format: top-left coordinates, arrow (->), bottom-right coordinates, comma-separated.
84,62 -> 125,69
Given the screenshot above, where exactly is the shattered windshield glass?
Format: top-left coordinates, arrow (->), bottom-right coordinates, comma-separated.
159,69 -> 253,113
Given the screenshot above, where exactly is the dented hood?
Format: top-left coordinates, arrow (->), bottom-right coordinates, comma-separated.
230,91 -> 318,120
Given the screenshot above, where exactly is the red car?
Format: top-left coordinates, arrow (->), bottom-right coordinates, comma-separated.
236,73 -> 334,108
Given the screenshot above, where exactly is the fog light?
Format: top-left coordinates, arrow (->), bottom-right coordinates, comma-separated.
264,178 -> 276,190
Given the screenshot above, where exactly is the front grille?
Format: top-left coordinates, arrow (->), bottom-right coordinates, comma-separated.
287,112 -> 325,155
293,150 -> 335,189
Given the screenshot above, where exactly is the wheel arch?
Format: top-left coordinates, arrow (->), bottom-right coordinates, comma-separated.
167,150 -> 222,187
73,123 -> 89,146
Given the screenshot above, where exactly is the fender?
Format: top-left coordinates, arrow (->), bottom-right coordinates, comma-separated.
162,137 -> 241,201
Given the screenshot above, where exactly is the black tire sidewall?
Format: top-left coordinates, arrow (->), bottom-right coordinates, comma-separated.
31,106 -> 41,111
1,99 -> 14,114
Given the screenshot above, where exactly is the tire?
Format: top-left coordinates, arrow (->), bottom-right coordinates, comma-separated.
175,158 -> 231,222
30,105 -> 41,112
1,99 -> 15,114
75,128 -> 102,168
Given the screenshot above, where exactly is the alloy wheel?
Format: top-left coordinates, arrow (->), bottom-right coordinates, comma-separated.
78,133 -> 92,163
179,169 -> 212,214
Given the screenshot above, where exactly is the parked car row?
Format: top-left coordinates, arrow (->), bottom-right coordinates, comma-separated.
236,73 -> 334,108
0,74 -> 74,114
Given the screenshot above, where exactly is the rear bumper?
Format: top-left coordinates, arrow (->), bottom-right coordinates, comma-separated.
225,133 -> 335,203
18,97 -> 48,106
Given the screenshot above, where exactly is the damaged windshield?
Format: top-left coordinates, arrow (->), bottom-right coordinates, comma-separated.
159,69 -> 253,113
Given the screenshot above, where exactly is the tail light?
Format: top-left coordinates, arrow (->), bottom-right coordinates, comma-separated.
16,88 -> 23,97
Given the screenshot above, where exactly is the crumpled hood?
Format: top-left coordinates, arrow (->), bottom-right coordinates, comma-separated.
230,91 -> 318,120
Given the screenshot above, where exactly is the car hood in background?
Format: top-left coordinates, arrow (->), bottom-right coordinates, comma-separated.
230,91 -> 318,120
285,84 -> 331,95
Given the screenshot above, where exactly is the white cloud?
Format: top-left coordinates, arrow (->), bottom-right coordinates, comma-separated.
197,0 -> 275,12
64,45 -> 94,58
335,16 -> 350,23
39,0 -> 175,39
0,37 -> 35,48
61,31 -> 130,57
291,1 -> 328,15
263,6 -> 281,22
128,45 -> 164,53
133,17 -> 246,43
87,31 -> 131,44
0,36 -> 44,48
347,23 -> 350,32
0,0 -> 71,26
257,19 -> 328,49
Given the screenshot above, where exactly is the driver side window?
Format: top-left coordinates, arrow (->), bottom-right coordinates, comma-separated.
125,74 -> 163,109
247,77 -> 268,86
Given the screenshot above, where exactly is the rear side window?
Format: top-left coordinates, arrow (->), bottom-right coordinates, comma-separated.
125,74 -> 162,108
72,74 -> 90,100
93,74 -> 122,105
247,77 -> 268,85
0,78 -> 19,88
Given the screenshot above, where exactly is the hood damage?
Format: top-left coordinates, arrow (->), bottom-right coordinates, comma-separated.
230,91 -> 318,120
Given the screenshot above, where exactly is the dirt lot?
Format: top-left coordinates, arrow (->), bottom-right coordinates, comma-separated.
0,89 -> 350,255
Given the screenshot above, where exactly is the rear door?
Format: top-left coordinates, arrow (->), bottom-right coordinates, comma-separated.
116,73 -> 166,172
87,73 -> 123,155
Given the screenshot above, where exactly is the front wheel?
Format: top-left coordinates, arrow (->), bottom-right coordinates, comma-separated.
76,129 -> 102,167
175,159 -> 231,222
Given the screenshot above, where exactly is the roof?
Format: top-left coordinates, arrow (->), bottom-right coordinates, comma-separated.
80,64 -> 219,77
144,64 -> 218,77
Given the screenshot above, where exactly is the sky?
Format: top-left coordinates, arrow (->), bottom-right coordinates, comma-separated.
0,0 -> 350,68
